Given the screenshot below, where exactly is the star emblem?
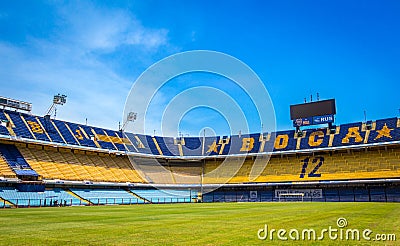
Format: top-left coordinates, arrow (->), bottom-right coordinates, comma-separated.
374,123 -> 393,140
206,141 -> 219,153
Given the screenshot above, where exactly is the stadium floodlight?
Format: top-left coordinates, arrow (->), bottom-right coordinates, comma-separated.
121,112 -> 137,131
53,94 -> 67,105
45,94 -> 67,118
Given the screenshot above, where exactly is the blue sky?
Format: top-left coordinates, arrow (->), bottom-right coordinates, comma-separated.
0,0 -> 399,136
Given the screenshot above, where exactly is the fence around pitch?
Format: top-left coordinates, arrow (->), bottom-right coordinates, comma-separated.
1,198 -> 81,208
0,197 -> 194,208
88,197 -> 192,205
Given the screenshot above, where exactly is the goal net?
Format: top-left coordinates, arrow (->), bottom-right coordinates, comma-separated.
278,193 -> 304,202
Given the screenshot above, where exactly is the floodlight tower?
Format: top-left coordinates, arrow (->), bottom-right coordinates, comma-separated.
120,112 -> 137,131
45,94 -> 67,119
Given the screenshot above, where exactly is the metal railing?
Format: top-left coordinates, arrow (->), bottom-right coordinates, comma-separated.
0,197 -> 195,208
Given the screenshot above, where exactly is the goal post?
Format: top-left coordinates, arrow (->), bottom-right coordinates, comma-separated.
278,193 -> 304,202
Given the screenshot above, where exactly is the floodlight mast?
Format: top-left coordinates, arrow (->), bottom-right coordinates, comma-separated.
121,112 -> 137,131
45,94 -> 67,118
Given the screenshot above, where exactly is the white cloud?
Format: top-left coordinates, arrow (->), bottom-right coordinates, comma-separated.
57,2 -> 168,52
126,28 -> 169,50
0,1 -> 171,130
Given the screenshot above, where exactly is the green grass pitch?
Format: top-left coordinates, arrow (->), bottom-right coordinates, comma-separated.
1,202 -> 399,245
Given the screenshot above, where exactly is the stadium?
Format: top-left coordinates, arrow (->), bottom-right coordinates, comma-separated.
1,94 -> 399,244
0,95 -> 399,206
1,94 -> 400,207
2,1 -> 400,245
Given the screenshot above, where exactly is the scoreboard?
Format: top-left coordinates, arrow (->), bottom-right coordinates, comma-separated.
290,99 -> 336,127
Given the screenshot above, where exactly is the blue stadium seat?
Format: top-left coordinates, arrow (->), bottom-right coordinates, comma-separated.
155,136 -> 177,156
5,111 -> 34,139
332,122 -> 364,147
0,187 -> 85,207
146,135 -> 162,155
369,118 -> 398,143
273,130 -> 296,151
0,110 -> 398,158
52,120 -> 80,145
131,189 -> 196,203
228,135 -> 242,154
300,128 -> 329,149
70,188 -> 143,205
249,133 -> 262,153
104,129 -> 127,151
89,126 -> 116,150
0,111 -> 11,136
228,134 -> 262,154
0,200 -> 11,208
22,115 -> 50,141
0,144 -> 38,176
218,136 -> 231,155
203,136 -> 220,156
123,133 -> 152,154
67,123 -> 98,148
181,137 -> 203,156
37,116 -> 65,144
